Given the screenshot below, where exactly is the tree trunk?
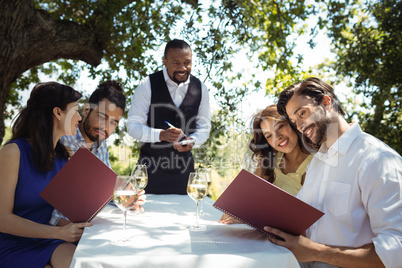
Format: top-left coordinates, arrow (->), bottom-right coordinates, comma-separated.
0,0 -> 105,144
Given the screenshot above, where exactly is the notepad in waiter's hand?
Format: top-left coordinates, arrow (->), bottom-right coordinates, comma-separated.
213,169 -> 324,238
40,147 -> 117,223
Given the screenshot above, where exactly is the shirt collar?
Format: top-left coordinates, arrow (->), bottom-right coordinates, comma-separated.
315,123 -> 361,162
162,67 -> 191,86
75,128 -> 86,144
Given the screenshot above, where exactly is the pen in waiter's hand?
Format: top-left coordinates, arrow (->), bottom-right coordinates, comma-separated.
165,121 -> 187,137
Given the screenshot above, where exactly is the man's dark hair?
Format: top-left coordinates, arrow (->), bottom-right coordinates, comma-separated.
164,39 -> 191,59
88,80 -> 126,112
277,77 -> 345,118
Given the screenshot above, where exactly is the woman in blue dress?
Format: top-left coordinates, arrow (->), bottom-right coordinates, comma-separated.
0,82 -> 93,268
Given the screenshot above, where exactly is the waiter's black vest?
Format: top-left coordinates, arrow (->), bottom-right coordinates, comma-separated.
139,70 -> 202,194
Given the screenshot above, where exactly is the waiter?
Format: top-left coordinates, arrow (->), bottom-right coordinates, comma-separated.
127,39 -> 211,194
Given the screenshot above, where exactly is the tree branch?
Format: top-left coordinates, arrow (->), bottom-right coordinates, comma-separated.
24,9 -> 104,69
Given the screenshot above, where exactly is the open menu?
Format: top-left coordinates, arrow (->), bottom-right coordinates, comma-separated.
213,169 -> 324,237
40,147 -> 117,223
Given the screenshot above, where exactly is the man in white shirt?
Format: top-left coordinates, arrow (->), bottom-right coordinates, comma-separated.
126,39 -> 211,194
266,77 -> 402,268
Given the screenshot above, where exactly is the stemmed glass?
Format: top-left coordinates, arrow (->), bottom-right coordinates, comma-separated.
196,167 -> 211,216
187,172 -> 209,231
113,175 -> 138,243
131,164 -> 148,213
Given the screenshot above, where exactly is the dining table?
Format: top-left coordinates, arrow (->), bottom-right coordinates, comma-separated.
70,194 -> 300,268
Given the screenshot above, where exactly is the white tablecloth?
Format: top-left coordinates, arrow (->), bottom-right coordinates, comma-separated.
71,194 -> 299,268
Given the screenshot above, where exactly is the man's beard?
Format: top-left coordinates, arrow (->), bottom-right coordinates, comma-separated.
82,115 -> 106,143
172,71 -> 189,84
302,118 -> 331,151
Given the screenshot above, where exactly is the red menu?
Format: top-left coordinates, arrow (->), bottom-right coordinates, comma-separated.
213,169 -> 324,237
40,147 -> 117,223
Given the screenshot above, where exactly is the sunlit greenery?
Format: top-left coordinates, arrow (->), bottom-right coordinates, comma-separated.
1,0 -> 401,186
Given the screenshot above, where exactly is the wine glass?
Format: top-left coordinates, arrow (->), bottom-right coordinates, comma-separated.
113,175 -> 138,243
187,172 -> 209,231
131,164 -> 148,213
196,167 -> 211,216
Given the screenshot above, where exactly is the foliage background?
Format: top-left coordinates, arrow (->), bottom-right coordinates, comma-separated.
1,0 -> 401,199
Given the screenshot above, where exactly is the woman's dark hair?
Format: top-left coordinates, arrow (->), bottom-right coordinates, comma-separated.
88,80 -> 126,112
249,104 -> 307,183
277,77 -> 345,118
11,82 -> 82,172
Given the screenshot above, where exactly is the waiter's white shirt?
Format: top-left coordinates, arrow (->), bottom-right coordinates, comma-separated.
126,67 -> 211,148
297,123 -> 402,268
